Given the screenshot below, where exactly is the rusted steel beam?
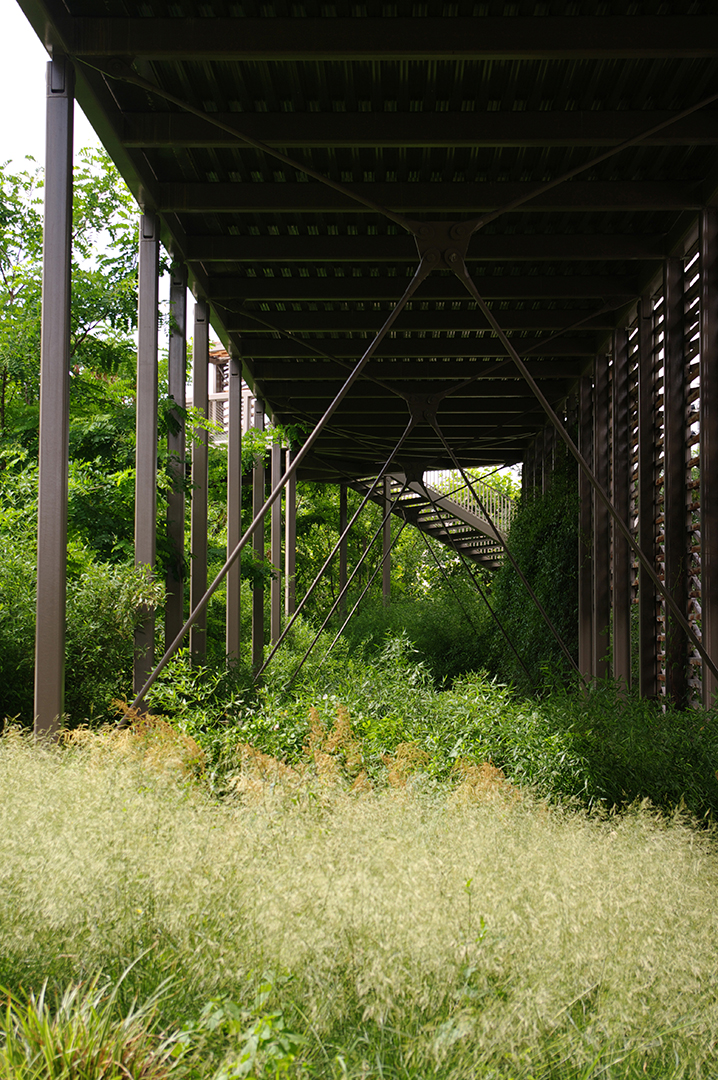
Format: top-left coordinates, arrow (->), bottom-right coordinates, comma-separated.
229,309 -> 616,334
165,264 -> 187,652
663,258 -> 689,706
612,329 -> 632,690
34,58 -> 74,736
593,356 -> 611,680
185,233 -> 664,264
383,477 -> 392,606
285,451 -> 297,619
226,345 -> 242,663
252,398 -> 266,673
189,300 -> 209,663
270,438 -> 282,645
159,180 -> 700,215
133,213 -> 160,692
638,297 -> 658,698
209,276 -> 639,302
124,110 -> 718,148
578,376 -> 594,679
60,16 -> 718,60
700,209 -> 718,708
339,482 -> 348,621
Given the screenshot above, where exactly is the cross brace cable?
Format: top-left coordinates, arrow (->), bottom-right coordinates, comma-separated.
83,61 -> 718,243
254,416 -> 416,680
84,58 -> 416,235
318,518 -> 410,674
232,309 -> 406,401
450,256 -> 718,684
438,300 -> 618,404
466,89 -> 718,235
128,257 -> 432,710
284,477 -> 410,687
430,416 -> 582,678
418,488 -> 534,686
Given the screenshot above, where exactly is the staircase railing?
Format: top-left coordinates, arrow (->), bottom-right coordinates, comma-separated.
423,469 -> 515,536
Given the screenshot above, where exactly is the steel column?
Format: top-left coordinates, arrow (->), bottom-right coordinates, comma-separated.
612,329 -> 632,689
578,375 -> 594,679
638,297 -> 658,697
339,482 -> 348,619
252,398 -> 266,672
226,345 -> 242,662
285,450 -> 296,617
165,263 -> 187,649
270,436 -> 282,644
700,209 -> 718,708
34,57 -> 74,736
382,476 -> 391,604
189,300 -> 209,661
663,257 -> 688,706
592,356 -> 611,679
133,212 -> 160,694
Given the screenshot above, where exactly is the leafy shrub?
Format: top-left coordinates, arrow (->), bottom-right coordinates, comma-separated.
486,460 -> 579,688
0,533 -> 163,727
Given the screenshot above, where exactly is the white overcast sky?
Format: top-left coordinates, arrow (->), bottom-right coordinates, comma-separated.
2,0 -> 100,167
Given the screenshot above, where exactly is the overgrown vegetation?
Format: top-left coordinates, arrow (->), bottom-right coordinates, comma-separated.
4,152 -> 718,1079
2,729 -> 718,1079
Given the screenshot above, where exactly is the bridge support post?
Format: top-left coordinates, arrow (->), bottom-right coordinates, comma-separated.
578,376 -> 593,679
285,450 -> 296,617
663,257 -> 688,706
612,329 -> 632,689
700,209 -> 718,708
383,476 -> 391,605
165,263 -> 187,650
34,57 -> 74,736
133,212 -> 160,695
252,398 -> 266,672
226,345 -> 242,663
593,355 -> 611,680
190,300 -> 209,662
270,435 -> 282,644
339,482 -> 348,618
638,296 -> 658,698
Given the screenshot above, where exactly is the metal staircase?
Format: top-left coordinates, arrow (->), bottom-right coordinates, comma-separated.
200,366 -> 515,570
351,471 -> 515,571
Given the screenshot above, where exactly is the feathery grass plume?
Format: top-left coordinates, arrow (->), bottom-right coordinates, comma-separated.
228,742 -> 302,803
3,730 -> 718,1077
451,758 -> 516,804
382,741 -> 431,788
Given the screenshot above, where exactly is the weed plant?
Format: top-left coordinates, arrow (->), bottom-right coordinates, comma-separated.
148,632 -> 718,819
1,729 -> 718,1078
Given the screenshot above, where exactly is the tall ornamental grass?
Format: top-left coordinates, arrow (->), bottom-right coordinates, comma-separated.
1,730 -> 718,1078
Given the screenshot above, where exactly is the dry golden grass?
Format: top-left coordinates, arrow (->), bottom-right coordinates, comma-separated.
2,726 -> 718,1077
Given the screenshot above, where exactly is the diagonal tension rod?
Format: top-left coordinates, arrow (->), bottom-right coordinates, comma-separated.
418,485 -> 534,686
285,477 -> 410,687
254,417 -> 416,680
430,417 -> 581,677
85,59 -> 718,241
129,256 -> 433,709
447,254 -> 718,684
83,58 -> 416,235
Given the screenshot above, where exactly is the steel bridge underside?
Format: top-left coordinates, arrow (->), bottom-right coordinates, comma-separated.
20,1 -> 718,481
18,0 -> 718,724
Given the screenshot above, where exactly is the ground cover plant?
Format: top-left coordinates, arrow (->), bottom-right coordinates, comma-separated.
145,632 -> 718,821
1,726 -> 718,1079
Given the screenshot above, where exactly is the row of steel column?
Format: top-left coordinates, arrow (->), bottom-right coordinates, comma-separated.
32,57 -> 301,733
532,227 -> 718,709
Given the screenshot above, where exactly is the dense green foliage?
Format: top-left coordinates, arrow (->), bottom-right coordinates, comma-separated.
145,632 -> 718,820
